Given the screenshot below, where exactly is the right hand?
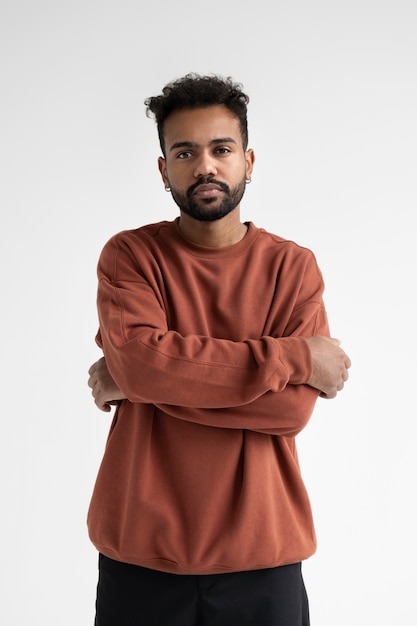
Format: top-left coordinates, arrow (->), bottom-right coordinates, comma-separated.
88,357 -> 127,412
306,336 -> 351,399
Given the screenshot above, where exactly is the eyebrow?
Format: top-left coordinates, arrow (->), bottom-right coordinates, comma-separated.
168,137 -> 237,153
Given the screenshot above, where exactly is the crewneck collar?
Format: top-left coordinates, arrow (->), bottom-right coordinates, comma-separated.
169,217 -> 260,258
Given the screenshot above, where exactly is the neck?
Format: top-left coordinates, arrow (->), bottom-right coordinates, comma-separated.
178,210 -> 247,248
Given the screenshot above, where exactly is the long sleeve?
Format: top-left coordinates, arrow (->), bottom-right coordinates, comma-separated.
96,220 -> 328,433
88,220 -> 324,574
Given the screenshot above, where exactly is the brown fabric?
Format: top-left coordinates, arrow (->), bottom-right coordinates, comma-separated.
87,219 -> 329,574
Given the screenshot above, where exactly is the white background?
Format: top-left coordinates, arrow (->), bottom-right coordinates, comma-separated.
1,1 -> 416,624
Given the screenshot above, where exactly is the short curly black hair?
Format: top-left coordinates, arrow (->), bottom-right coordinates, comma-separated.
145,73 -> 250,154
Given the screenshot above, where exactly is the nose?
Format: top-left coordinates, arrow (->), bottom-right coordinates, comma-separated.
193,151 -> 217,178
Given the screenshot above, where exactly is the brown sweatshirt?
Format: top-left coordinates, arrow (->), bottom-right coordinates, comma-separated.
87,218 -> 329,574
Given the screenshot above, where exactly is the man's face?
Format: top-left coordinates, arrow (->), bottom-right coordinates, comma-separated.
158,105 -> 254,222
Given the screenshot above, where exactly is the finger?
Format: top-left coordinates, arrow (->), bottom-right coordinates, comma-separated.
329,337 -> 341,346
88,362 -> 97,376
96,400 -> 111,413
87,375 -> 96,389
92,388 -> 107,411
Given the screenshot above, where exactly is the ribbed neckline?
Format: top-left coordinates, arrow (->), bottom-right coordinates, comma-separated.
167,217 -> 260,258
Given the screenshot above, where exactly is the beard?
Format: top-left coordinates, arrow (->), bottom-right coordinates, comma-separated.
169,176 -> 247,222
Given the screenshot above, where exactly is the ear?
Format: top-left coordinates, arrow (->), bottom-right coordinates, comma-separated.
245,149 -> 255,180
158,156 -> 169,188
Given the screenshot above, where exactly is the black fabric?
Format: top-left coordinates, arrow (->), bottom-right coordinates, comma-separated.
94,554 -> 310,626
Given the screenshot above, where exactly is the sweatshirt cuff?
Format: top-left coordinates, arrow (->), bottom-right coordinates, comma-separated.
276,336 -> 312,385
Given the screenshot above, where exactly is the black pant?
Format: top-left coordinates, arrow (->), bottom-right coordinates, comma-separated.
94,554 -> 310,626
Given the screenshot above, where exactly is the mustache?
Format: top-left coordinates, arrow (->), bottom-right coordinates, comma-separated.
187,178 -> 230,197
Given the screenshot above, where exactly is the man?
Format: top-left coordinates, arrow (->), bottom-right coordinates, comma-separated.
87,73 -> 351,626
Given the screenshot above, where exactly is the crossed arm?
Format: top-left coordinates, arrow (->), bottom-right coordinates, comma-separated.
87,233 -> 351,430
88,335 -> 351,413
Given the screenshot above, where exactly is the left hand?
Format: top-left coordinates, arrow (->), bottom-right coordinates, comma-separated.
88,357 -> 127,412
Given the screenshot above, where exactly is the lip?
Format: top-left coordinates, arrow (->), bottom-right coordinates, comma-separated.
193,183 -> 223,197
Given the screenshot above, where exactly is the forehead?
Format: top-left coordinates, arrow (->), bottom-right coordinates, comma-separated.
163,105 -> 242,150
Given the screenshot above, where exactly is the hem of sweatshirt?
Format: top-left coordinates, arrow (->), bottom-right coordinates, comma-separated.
92,545 -> 317,575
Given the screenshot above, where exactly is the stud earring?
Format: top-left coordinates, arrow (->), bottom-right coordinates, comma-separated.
245,177 -> 252,184
165,186 -> 171,192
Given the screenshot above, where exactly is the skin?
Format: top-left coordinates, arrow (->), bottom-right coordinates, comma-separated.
158,105 -> 254,248
88,104 -> 351,410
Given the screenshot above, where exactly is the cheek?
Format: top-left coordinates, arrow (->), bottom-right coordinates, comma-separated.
165,164 -> 189,184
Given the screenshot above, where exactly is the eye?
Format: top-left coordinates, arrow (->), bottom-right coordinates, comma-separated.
176,151 -> 192,159
215,146 -> 231,155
